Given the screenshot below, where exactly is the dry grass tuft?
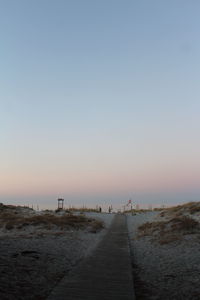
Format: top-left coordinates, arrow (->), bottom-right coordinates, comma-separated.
0,210 -> 104,233
169,216 -> 198,232
138,221 -> 165,238
66,207 -> 100,213
159,202 -> 200,218
125,209 -> 152,214
88,220 -> 104,233
137,215 -> 199,244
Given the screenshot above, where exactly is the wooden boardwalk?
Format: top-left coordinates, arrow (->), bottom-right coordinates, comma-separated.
47,214 -> 135,300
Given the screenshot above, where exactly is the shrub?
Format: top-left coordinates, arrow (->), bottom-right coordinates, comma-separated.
169,216 -> 199,232
0,212 -> 104,233
137,216 -> 199,244
159,202 -> 200,218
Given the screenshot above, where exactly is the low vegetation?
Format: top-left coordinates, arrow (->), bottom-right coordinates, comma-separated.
0,204 -> 104,233
124,209 -> 152,214
63,207 -> 101,213
159,202 -> 200,218
138,215 -> 199,245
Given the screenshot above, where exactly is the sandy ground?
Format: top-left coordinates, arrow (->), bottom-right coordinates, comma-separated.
127,208 -> 200,300
0,210 -> 114,300
2,202 -> 200,300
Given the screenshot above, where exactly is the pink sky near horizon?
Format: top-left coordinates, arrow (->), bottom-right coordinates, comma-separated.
1,156 -> 200,197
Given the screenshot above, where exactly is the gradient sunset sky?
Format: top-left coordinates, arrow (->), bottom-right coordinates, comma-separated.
1,0 -> 200,209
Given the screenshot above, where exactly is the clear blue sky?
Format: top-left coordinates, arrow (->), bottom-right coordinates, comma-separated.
1,0 -> 200,209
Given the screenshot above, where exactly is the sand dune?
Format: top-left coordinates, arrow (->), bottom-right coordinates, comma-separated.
0,204 -> 113,300
127,202 -> 200,299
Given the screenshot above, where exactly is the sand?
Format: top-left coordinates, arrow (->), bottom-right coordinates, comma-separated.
0,209 -> 114,300
127,208 -> 200,299
1,202 -> 200,300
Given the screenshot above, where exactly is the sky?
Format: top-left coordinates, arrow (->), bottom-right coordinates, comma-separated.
0,0 -> 200,210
